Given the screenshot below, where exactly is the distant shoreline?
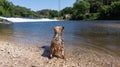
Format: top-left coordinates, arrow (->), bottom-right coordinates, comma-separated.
0,16 -> 59,23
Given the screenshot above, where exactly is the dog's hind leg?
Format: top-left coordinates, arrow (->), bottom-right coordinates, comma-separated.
50,46 -> 54,59
61,41 -> 65,59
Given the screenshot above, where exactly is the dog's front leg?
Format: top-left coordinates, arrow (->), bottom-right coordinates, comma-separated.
50,42 -> 55,59
61,41 -> 65,59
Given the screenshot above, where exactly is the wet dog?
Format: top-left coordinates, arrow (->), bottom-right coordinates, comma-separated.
50,26 -> 65,59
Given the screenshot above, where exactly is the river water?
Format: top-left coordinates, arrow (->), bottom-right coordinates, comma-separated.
0,21 -> 120,56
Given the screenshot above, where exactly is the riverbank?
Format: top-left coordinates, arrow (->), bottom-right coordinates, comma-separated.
0,18 -> 12,24
0,40 -> 120,67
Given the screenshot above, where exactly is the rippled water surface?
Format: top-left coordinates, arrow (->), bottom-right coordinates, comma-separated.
0,21 -> 120,55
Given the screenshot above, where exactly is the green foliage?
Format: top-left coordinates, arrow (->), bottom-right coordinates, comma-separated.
61,7 -> 73,16
60,0 -> 120,20
37,9 -> 58,18
74,1 -> 90,14
60,7 -> 73,20
90,1 -> 103,13
49,10 -> 58,18
0,6 -> 5,15
98,1 -> 120,20
71,1 -> 90,20
110,1 -> 120,16
37,9 -> 50,18
88,13 -> 99,20
0,0 -> 40,18
98,6 -> 110,19
0,0 -> 120,20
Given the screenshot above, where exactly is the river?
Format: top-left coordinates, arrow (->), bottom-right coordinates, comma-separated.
0,21 -> 120,56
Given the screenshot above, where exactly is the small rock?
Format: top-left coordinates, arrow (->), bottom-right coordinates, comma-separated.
32,65 -> 36,67
8,52 -> 10,54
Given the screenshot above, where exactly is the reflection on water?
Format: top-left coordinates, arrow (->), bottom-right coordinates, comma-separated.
0,21 -> 120,55
74,22 -> 120,55
0,24 -> 14,41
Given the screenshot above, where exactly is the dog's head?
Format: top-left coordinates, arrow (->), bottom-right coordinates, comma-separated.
54,26 -> 64,36
54,26 -> 64,33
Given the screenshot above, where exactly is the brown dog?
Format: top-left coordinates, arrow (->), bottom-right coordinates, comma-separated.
50,26 -> 65,59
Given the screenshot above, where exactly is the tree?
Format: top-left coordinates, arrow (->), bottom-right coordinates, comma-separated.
37,9 -> 50,18
0,0 -> 13,16
98,5 -> 110,19
61,7 -> 73,16
37,9 -> 58,18
98,1 -> 120,20
109,1 -> 120,18
71,1 -> 90,20
74,1 -> 90,14
90,1 -> 103,13
49,10 -> 58,18
0,0 -> 41,18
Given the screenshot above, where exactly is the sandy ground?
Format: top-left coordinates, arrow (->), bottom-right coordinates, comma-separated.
0,41 -> 120,67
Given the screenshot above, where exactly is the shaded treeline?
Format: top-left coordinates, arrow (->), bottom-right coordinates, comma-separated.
0,0 -> 120,20
0,0 -> 58,18
61,0 -> 120,20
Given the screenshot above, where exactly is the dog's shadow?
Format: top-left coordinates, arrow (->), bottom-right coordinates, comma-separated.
41,46 -> 50,58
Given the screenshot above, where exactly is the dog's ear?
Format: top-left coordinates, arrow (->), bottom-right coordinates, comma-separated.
62,26 -> 64,30
62,26 -> 64,32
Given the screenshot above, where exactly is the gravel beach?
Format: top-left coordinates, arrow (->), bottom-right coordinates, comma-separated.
0,41 -> 120,67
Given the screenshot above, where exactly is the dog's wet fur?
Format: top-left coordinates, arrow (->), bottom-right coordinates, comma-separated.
50,26 -> 65,59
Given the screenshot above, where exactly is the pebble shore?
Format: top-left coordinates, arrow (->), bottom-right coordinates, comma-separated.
0,41 -> 120,67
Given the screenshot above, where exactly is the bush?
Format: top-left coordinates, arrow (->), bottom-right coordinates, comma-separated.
98,1 -> 120,20
98,6 -> 110,19
71,1 -> 90,20
110,1 -> 120,17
